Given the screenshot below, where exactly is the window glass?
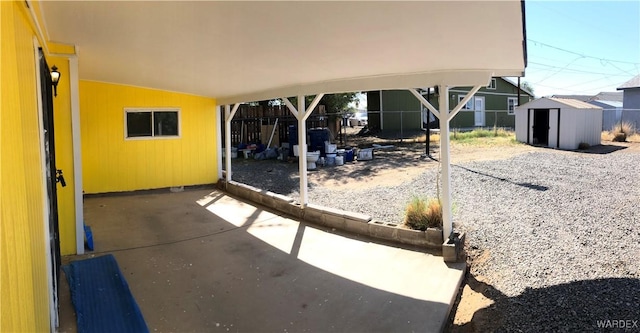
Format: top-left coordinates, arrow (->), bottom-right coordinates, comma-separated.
458,95 -> 474,110
126,112 -> 152,137
125,109 -> 179,138
154,112 -> 179,136
507,97 -> 518,115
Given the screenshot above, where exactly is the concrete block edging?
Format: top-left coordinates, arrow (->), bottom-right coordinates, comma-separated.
220,180 -> 444,250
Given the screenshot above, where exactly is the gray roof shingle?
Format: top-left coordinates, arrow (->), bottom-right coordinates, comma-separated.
617,75 -> 640,90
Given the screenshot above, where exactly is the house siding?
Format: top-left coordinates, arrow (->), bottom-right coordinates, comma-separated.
373,78 -> 533,131
449,78 -> 533,128
621,89 -> 640,129
622,88 -> 640,110
1,1 -> 51,331
381,90 -> 422,131
50,56 -> 77,255
366,90 -> 381,130
79,81 -> 218,193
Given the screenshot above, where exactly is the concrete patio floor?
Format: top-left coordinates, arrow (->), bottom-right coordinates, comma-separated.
58,188 -> 465,333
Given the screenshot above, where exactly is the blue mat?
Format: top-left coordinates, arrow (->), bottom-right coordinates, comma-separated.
63,254 -> 149,333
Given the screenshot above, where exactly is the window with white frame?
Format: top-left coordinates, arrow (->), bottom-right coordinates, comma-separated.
487,78 -> 497,90
125,108 -> 180,139
458,95 -> 474,110
507,97 -> 518,115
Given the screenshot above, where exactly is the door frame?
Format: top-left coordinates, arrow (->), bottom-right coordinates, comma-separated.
532,108 -> 550,146
473,96 -> 485,127
34,39 -> 60,331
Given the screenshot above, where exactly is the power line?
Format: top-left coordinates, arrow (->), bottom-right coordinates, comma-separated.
534,81 -> 622,94
533,55 -> 586,85
527,39 -> 640,66
528,56 -> 638,74
528,61 -> 632,77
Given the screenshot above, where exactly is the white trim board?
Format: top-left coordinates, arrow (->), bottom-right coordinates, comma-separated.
69,56 -> 85,256
450,89 -> 531,97
33,36 -> 58,332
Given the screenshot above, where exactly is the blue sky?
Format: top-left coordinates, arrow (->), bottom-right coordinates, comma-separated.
523,0 -> 640,97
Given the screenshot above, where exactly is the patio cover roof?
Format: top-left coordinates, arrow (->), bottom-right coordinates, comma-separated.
40,1 -> 526,104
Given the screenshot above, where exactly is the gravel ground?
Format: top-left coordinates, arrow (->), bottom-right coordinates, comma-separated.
231,148 -> 640,331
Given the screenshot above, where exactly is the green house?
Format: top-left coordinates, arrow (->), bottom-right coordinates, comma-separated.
367,77 -> 534,131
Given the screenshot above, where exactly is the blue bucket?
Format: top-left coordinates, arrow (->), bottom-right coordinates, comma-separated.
345,149 -> 354,162
326,153 -> 337,166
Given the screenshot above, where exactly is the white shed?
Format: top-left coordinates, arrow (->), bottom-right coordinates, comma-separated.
515,98 -> 603,149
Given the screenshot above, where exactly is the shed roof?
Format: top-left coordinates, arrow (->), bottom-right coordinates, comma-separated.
590,91 -> 623,102
551,94 -> 592,102
589,100 -> 623,108
40,1 -> 526,104
617,75 -> 640,90
551,98 -> 603,109
516,97 -> 603,111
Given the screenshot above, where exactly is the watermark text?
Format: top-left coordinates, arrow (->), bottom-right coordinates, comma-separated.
596,319 -> 639,329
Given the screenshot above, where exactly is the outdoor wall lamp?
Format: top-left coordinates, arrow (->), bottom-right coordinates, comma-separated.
51,65 -> 60,97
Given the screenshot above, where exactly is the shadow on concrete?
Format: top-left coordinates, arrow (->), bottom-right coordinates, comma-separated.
62,188 -> 461,332
449,274 -> 640,332
452,164 -> 549,192
575,144 -> 628,155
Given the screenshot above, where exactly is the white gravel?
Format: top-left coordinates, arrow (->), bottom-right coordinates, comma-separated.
232,149 -> 640,331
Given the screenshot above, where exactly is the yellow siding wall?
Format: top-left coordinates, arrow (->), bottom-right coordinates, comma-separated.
1,1 -> 52,331
80,81 -> 218,193
50,56 -> 76,255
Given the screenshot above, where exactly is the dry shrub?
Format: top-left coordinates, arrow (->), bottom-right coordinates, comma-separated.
611,122 -> 636,136
628,133 -> 640,143
404,196 -> 442,230
613,132 -> 627,142
577,142 -> 590,150
601,131 -> 614,141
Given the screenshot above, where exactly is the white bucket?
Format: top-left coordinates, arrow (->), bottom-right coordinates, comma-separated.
326,153 -> 337,166
293,145 -> 300,157
231,147 -> 238,159
325,142 -> 337,154
358,149 -> 373,161
335,155 -> 344,166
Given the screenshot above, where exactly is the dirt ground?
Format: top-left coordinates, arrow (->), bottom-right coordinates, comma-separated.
324,127 -> 640,331
307,127 -> 538,190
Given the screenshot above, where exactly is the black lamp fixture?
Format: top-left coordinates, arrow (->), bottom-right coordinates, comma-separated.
50,65 -> 60,97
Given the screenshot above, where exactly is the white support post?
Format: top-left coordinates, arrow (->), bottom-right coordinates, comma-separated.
224,104 -> 240,183
409,88 -> 441,120
438,85 -> 453,240
412,85 -> 483,240
297,95 -> 308,206
283,94 -> 323,206
215,104 -> 222,183
303,94 -> 324,121
283,97 -> 299,118
69,56 -> 85,256
450,85 -> 482,120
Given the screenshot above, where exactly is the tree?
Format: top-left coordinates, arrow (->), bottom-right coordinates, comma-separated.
307,93 -> 358,119
251,93 -> 358,116
520,81 -> 535,95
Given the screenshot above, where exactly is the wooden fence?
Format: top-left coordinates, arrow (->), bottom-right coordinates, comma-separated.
221,105 -> 330,147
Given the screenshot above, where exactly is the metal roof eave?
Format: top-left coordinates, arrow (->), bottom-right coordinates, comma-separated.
217,69 -> 525,106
